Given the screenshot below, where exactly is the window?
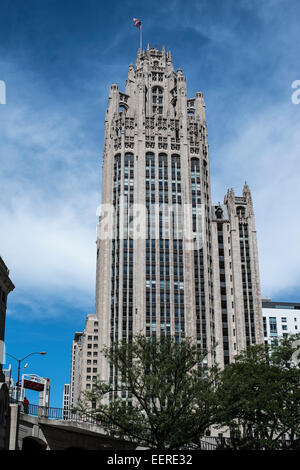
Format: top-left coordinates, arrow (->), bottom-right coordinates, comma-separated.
215,207 -> 223,219
236,206 -> 245,218
152,86 -> 163,114
269,317 -> 277,334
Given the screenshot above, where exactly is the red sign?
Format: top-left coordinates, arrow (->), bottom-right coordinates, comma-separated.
23,379 -> 44,392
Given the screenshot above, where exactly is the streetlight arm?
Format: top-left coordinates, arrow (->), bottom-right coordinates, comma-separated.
6,352 -> 19,363
7,351 -> 46,365
20,352 -> 46,362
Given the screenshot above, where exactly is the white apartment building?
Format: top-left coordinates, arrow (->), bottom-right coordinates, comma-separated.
262,299 -> 300,344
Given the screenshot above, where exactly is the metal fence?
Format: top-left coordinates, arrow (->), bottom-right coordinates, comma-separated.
180,440 -> 218,450
199,435 -> 300,450
11,398 -> 98,424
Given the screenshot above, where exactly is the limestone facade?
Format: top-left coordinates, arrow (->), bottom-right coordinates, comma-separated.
82,46 -> 263,390
211,185 -> 263,367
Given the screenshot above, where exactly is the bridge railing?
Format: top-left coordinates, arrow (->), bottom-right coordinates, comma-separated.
10,398 -> 99,425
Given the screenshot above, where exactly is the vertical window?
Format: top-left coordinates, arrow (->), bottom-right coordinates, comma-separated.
152,87 -> 163,115
145,153 -> 156,338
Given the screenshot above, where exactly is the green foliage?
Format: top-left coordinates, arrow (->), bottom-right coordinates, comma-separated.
79,333 -> 300,450
215,335 -> 300,449
79,334 -> 217,450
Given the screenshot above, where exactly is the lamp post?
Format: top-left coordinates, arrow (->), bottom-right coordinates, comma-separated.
6,352 -> 47,402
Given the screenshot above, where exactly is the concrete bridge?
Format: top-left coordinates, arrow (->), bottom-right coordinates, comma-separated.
8,402 -> 219,451
3,393 -> 218,451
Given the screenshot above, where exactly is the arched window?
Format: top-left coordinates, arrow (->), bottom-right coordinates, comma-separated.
236,206 -> 245,218
124,152 -> 134,164
191,157 -> 200,175
145,152 -> 155,164
158,152 -> 167,165
171,154 -> 180,166
119,103 -> 128,114
215,207 -> 223,219
114,153 -> 121,164
152,86 -> 163,114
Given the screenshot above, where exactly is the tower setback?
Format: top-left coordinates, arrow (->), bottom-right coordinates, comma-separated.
87,46 -> 264,391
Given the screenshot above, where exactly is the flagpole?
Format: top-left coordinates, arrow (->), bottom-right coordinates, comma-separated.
133,18 -> 143,51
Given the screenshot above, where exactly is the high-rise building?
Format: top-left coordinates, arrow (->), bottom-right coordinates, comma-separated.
92,45 -> 264,387
95,45 -> 217,388
0,255 -> 14,382
62,383 -> 70,420
211,185 -> 264,367
80,314 -> 99,393
262,298 -> 300,345
69,331 -> 83,409
68,315 -> 99,408
0,256 -> 14,450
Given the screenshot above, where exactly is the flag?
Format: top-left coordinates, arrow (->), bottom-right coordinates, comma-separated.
133,18 -> 142,30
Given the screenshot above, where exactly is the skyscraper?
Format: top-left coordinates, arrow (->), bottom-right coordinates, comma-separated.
0,256 -> 14,382
66,315 -> 99,408
91,45 -> 264,389
0,255 -> 14,449
211,185 -> 263,367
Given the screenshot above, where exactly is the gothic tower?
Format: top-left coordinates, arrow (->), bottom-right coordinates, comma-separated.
94,46 -> 263,389
95,46 -> 216,387
211,184 -> 264,367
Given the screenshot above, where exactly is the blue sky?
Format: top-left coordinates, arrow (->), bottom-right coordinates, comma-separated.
1,0 -> 300,407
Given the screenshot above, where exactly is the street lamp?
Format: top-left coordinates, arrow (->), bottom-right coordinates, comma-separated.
6,351 -> 47,402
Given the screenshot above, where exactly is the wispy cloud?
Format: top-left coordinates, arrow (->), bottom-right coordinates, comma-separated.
213,100 -> 300,298
1,0 -> 300,325
0,60 -> 101,318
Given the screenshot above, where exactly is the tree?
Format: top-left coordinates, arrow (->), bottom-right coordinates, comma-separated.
215,335 -> 300,449
79,334 -> 217,450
